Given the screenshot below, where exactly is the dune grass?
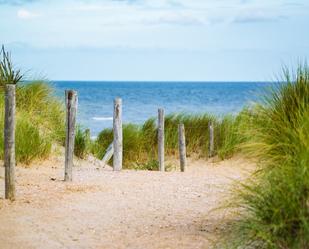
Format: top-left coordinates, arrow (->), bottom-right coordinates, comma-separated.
221,65 -> 309,249
92,112 -> 245,169
0,82 -> 65,164
0,46 -> 65,164
74,126 -> 91,159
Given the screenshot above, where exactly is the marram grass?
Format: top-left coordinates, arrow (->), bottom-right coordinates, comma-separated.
220,65 -> 309,249
0,81 -> 65,164
0,46 -> 65,164
92,112 -> 246,169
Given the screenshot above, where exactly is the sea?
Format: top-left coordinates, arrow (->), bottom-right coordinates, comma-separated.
51,81 -> 271,137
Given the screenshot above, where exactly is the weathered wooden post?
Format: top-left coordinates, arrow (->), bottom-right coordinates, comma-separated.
113,98 -> 123,171
4,84 -> 16,200
64,90 -> 77,181
178,123 -> 186,172
209,122 -> 214,158
158,108 -> 165,171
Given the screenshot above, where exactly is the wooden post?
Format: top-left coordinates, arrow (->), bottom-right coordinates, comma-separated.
64,90 -> 77,181
113,98 -> 122,171
209,122 -> 214,158
102,143 -> 114,166
158,108 -> 165,171
178,123 -> 186,172
4,84 -> 16,200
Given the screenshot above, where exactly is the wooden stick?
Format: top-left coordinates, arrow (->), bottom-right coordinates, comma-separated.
209,122 -> 214,158
113,98 -> 123,171
178,123 -> 186,172
64,90 -> 77,181
4,84 -> 16,200
158,108 -> 165,171
102,143 -> 114,166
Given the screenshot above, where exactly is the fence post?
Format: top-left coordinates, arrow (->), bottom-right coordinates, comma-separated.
64,90 -> 77,181
4,84 -> 16,200
113,98 -> 122,171
158,108 -> 165,171
178,123 -> 186,172
209,122 -> 214,158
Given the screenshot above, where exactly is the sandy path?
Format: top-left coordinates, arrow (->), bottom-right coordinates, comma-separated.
0,156 -> 253,249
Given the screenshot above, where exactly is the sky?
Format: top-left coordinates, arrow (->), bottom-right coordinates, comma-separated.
0,0 -> 309,81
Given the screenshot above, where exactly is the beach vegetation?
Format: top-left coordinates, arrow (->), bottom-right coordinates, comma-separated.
74,126 -> 91,159
0,46 -> 65,164
221,64 -> 309,249
92,113 -> 243,169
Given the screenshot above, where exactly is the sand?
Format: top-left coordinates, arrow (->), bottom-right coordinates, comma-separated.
0,156 -> 254,249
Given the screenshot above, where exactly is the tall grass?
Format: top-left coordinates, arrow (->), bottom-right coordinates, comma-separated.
92,113 -> 244,169
74,127 -> 91,159
223,65 -> 309,248
0,46 -> 65,164
0,82 -> 65,164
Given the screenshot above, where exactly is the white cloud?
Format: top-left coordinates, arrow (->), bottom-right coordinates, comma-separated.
17,9 -> 40,19
233,7 -> 287,23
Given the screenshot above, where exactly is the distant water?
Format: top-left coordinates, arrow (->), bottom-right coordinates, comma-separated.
51,81 -> 270,136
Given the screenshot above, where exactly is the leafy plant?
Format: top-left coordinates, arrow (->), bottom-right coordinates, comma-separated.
0,45 -> 23,86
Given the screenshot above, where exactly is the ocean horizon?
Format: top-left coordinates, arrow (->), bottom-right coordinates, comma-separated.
50,81 -> 272,137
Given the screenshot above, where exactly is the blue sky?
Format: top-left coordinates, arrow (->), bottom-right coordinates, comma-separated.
0,0 -> 309,81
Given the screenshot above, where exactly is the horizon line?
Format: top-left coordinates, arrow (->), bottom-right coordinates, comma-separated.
46,80 -> 273,83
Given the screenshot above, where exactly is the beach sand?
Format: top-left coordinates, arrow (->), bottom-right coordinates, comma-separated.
0,155 -> 254,249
